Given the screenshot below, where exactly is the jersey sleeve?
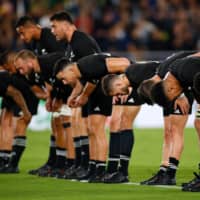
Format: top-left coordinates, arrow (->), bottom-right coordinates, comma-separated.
0,72 -> 11,96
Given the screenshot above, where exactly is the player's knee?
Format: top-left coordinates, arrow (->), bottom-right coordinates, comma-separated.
110,115 -> 121,131
194,118 -> 200,131
163,127 -> 172,143
120,114 -> 133,129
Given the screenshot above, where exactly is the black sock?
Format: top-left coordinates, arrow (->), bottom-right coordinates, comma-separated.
66,158 -> 74,168
46,135 -> 57,166
80,136 -> 89,169
159,165 -> 168,174
74,137 -> 82,167
55,147 -> 66,169
119,129 -> 134,176
88,160 -> 96,175
96,160 -> 106,175
0,150 -> 11,166
10,136 -> 26,168
167,157 -> 179,179
107,132 -> 120,173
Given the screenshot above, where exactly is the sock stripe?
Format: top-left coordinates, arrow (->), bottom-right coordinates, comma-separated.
108,158 -> 120,161
120,155 -> 130,161
81,138 -> 89,145
169,164 -> 178,170
0,152 -> 11,157
50,140 -> 56,147
74,141 -> 81,148
13,138 -> 26,146
160,166 -> 167,172
96,163 -> 106,167
89,161 -> 96,165
56,149 -> 66,157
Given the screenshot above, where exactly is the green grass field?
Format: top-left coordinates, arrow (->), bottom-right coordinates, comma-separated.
0,128 -> 200,200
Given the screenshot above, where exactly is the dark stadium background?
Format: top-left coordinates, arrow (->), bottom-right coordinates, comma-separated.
0,0 -> 199,129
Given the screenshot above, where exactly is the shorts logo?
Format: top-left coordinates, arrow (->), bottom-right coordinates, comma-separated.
174,109 -> 181,114
128,98 -> 135,103
94,106 -> 100,111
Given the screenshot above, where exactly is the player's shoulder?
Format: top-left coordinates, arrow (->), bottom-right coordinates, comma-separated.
73,30 -> 95,43
41,27 -> 52,37
0,69 -> 10,78
40,27 -> 56,42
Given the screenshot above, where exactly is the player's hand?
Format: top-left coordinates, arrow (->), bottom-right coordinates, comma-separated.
67,95 -> 77,108
113,95 -> 128,104
20,111 -> 32,123
75,94 -> 88,107
119,95 -> 129,104
45,97 -> 53,112
174,96 -> 189,115
52,98 -> 62,112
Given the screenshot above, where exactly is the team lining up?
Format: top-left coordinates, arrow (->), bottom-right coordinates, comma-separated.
0,11 -> 200,192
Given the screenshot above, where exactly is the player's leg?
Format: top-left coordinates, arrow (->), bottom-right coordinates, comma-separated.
3,114 -> 31,173
87,84 -> 112,183
87,114 -> 108,183
48,116 -> 67,177
77,105 -> 97,181
194,104 -> 200,153
140,114 -> 173,185
28,102 -> 57,175
106,105 -> 123,176
78,110 -> 90,171
48,104 -> 72,178
118,105 -> 141,181
163,114 -> 188,185
142,91 -> 193,185
182,104 -> 200,192
0,109 -> 14,170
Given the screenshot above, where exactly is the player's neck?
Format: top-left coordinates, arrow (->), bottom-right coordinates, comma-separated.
34,59 -> 41,73
123,74 -> 130,86
34,26 -> 42,40
67,26 -> 77,42
73,64 -> 81,78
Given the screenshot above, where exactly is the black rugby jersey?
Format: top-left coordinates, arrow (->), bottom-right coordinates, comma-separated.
28,52 -> 65,87
29,28 -> 66,55
77,53 -> 111,83
125,61 -> 160,88
170,56 -> 200,89
65,30 -> 101,62
0,70 -> 11,96
157,51 -> 196,78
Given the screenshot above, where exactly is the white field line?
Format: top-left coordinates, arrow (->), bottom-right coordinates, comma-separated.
123,182 -> 181,189
78,179 -> 182,189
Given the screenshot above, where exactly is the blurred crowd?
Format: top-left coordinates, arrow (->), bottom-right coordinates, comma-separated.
0,0 -> 200,54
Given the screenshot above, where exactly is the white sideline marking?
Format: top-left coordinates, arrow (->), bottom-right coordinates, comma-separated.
70,179 -> 182,190
124,182 -> 181,189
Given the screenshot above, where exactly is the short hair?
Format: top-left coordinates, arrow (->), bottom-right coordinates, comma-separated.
15,49 -> 37,62
101,74 -> 119,96
0,50 -> 10,65
150,81 -> 171,107
50,11 -> 73,24
15,16 -> 36,28
53,57 -> 71,77
137,79 -> 155,105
